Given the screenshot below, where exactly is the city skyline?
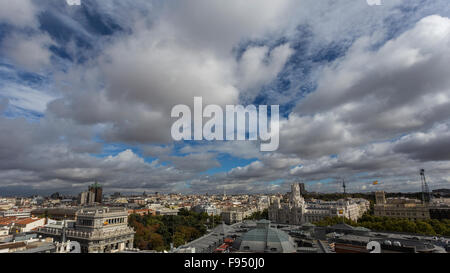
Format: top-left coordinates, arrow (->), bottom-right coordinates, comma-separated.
1,1 -> 450,196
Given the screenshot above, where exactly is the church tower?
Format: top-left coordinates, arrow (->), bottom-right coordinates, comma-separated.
289,183 -> 305,225
290,183 -> 304,208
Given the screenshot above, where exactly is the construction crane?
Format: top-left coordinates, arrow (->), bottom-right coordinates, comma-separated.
420,169 -> 432,204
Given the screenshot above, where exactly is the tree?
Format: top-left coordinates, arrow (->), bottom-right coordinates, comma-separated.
244,209 -> 269,220
312,213 -> 449,236
128,209 -> 220,251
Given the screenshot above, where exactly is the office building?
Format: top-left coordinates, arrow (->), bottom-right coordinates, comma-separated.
37,207 -> 135,253
374,191 -> 430,220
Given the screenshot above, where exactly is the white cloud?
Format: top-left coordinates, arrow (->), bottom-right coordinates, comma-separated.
285,15 -> 450,159
1,33 -> 54,72
237,44 -> 294,101
2,1 -> 450,194
0,0 -> 38,28
66,0 -> 81,6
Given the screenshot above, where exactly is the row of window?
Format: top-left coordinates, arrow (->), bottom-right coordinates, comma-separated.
385,212 -> 425,217
105,217 -> 125,225
78,219 -> 93,226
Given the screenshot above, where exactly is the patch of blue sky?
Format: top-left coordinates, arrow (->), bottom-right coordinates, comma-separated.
247,25 -> 354,117
0,82 -> 54,116
269,179 -> 284,186
372,0 -> 450,51
181,181 -> 192,190
1,104 -> 44,121
200,154 -> 257,175
0,61 -> 48,83
0,71 -> 52,119
307,178 -> 335,185
353,172 -> 371,178
36,1 -> 127,63
89,139 -> 163,165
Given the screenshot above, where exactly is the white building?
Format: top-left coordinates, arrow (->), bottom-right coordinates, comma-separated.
11,218 -> 46,233
0,209 -> 31,218
192,203 -> 221,216
269,183 -> 370,225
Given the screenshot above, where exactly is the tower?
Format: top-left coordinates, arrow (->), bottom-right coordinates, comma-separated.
289,183 -> 305,225
88,182 -> 103,204
375,191 -> 386,204
289,183 -> 304,207
299,183 -> 306,195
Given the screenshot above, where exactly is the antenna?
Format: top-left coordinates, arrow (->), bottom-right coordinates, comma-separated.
342,179 -> 346,196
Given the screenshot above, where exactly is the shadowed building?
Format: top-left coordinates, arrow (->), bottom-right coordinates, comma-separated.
89,182 -> 103,204
79,182 -> 103,205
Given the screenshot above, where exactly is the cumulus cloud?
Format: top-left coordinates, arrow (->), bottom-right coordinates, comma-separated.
46,0 -> 297,145
0,0 -> 38,28
286,15 -> 450,158
393,123 -> 450,162
237,44 -> 294,102
2,1 -> 450,194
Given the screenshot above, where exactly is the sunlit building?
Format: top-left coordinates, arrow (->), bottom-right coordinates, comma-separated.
269,183 -> 370,225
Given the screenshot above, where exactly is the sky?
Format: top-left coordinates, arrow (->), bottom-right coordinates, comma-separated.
1,0 -> 450,196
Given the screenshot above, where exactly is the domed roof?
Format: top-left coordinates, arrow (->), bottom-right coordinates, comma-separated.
354,226 -> 371,232
241,226 -> 290,243
236,220 -> 296,253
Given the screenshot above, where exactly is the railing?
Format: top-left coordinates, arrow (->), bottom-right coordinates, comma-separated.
37,226 -> 134,239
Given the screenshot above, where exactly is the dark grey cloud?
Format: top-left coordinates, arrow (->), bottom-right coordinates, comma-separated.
393,123 -> 450,162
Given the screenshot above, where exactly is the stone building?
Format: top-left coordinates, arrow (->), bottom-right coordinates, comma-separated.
37,207 -> 135,253
192,203 -> 221,216
269,183 -> 370,225
221,208 -> 245,224
374,191 -> 430,220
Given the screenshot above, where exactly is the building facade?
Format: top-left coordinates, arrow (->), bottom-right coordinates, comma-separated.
269,183 -> 370,225
78,182 -> 103,205
192,203 -> 221,216
374,191 -> 430,220
221,209 -> 245,224
37,207 -> 135,253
